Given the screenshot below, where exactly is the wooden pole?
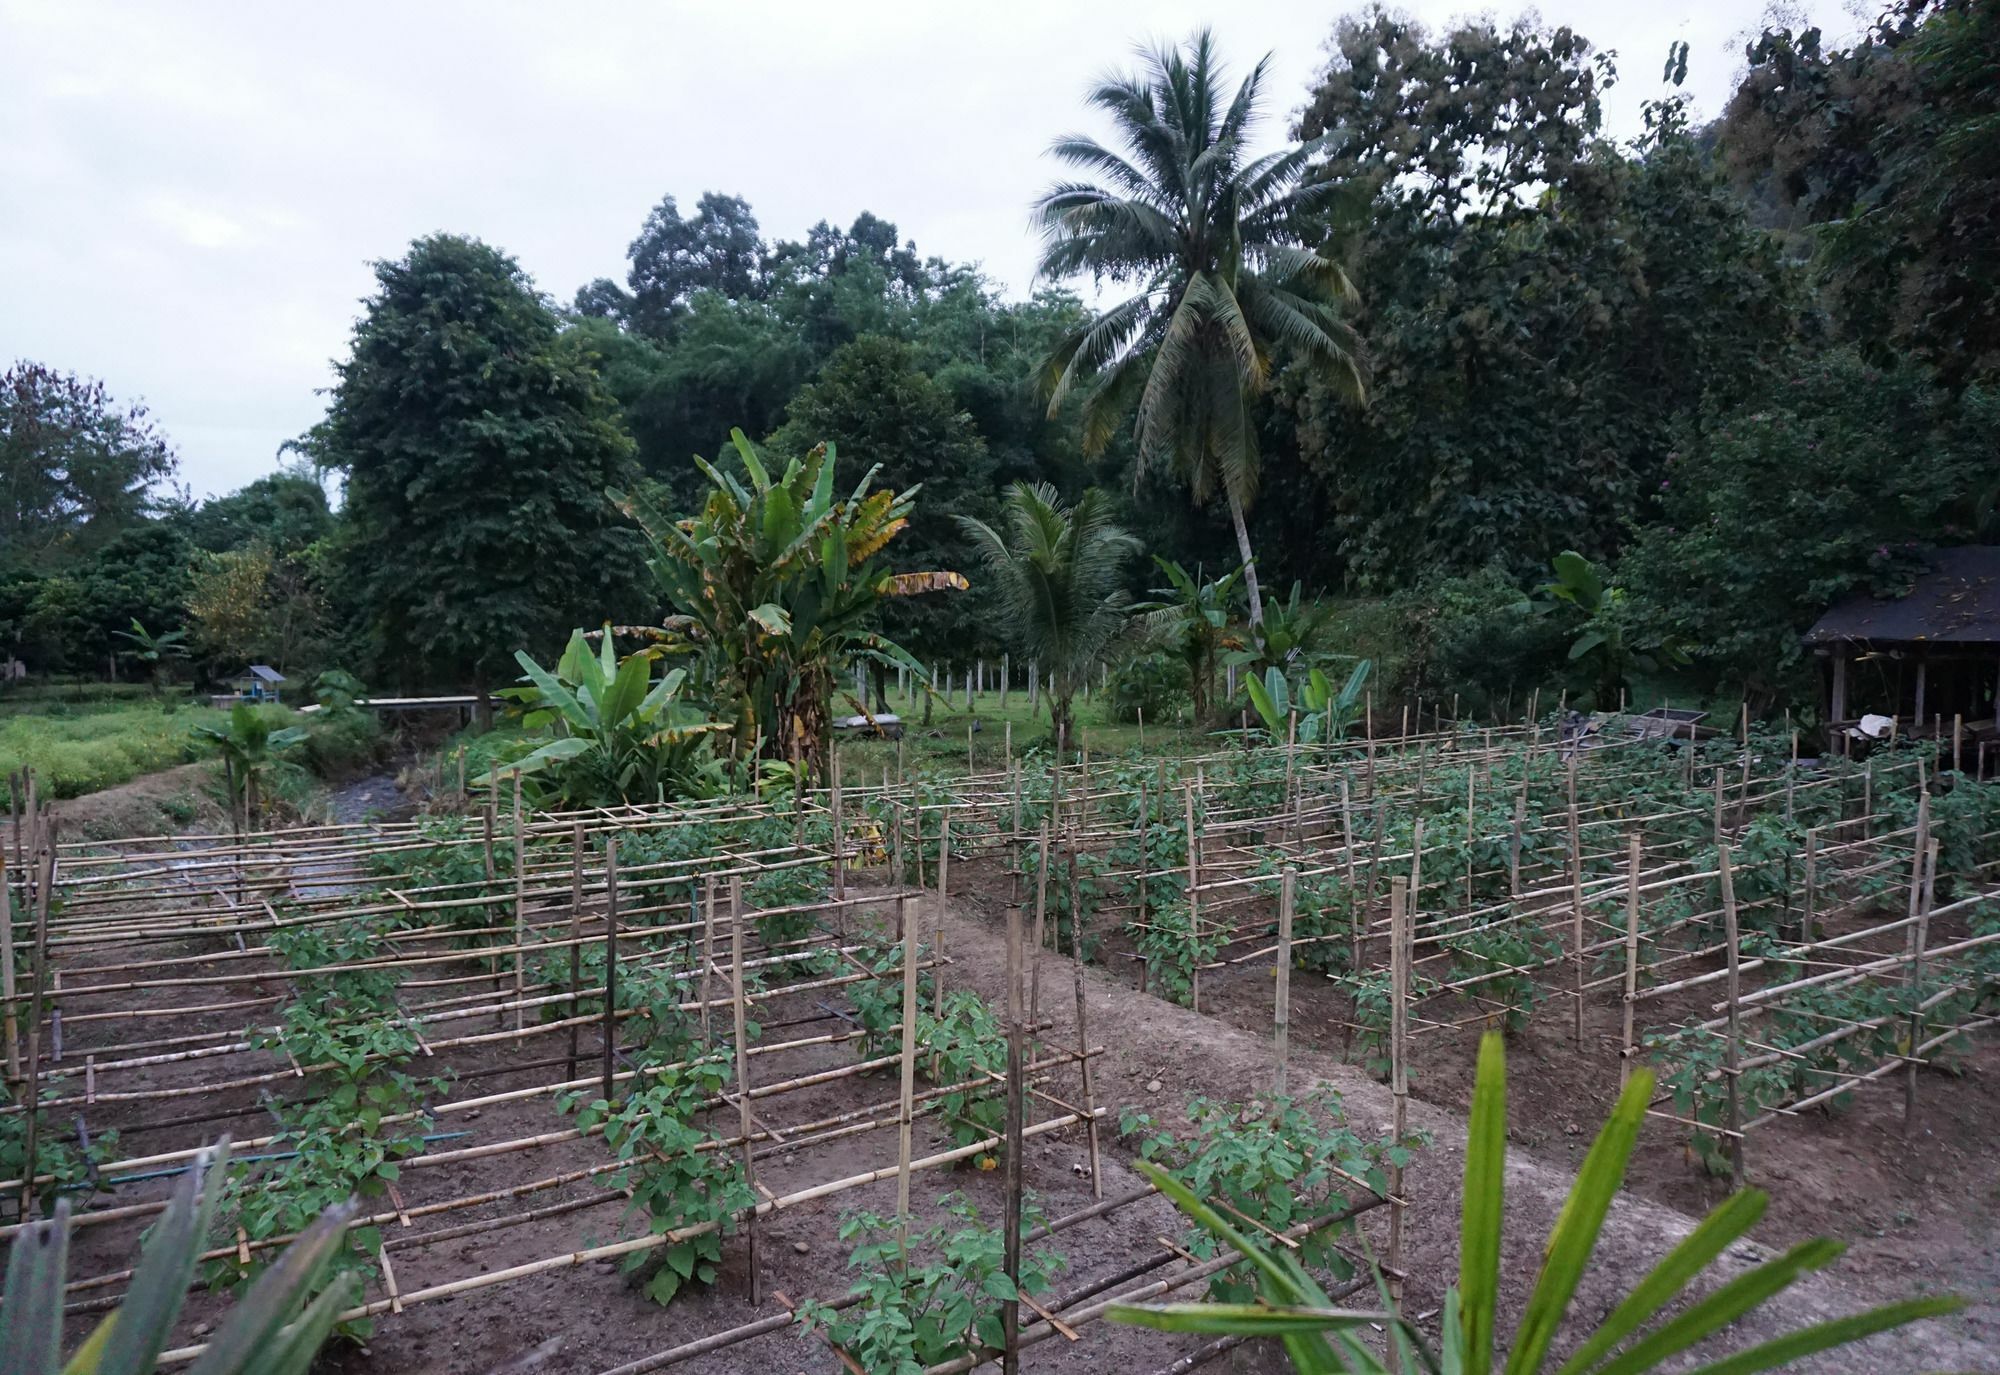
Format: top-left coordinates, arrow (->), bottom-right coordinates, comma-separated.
1568,780 -> 1585,1052
512,770 -> 526,1044
830,749 -> 845,905
894,893 -> 919,1251
729,876 -> 760,1303
1068,843 -> 1102,1199
601,838 -> 619,1104
1184,782 -> 1201,1014
1621,833 -> 1641,1086
1275,866 -> 1295,1096
565,823 -> 583,1082
1717,846 -> 1745,1189
1386,876 -> 1410,1332
699,878 -> 716,1048
1801,828 -> 1818,946
1000,898 -> 1025,1375
1,798 -> 18,1082
1029,824 -> 1050,1025
1904,839 -> 1938,1134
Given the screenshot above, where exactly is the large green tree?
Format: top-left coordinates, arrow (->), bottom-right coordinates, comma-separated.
1722,1 -> 2000,385
1285,14 -> 1798,586
1033,29 -> 1365,632
1,362 -> 179,570
307,234 -> 643,706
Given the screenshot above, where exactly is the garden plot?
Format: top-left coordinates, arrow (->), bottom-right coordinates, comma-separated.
1,776 -> 1400,1374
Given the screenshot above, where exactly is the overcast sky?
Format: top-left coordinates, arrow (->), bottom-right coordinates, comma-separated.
0,1 -> 1857,500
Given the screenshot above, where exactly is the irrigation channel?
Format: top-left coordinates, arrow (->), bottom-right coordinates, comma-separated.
3,711 -> 1997,1372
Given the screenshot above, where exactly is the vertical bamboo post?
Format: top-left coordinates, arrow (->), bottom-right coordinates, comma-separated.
565,823 -> 583,1082
601,838 -> 619,1103
1621,833 -> 1641,1085
700,878 -> 717,1047
0,803 -> 17,1082
1801,829 -> 1818,945
1717,846 -> 1745,1189
1952,714 -> 1962,775
511,770 -> 526,1044
894,892 -> 919,1250
830,748 -> 845,904
1568,780 -> 1585,1052
1862,762 -> 1874,841
1464,767 -> 1476,909
1386,876 -> 1410,1330
1275,866 -> 1295,1096
932,813 -> 950,1077
1000,898 -> 1025,1375
1067,842 -> 1103,1198
1509,793 -> 1525,898
1184,781 -> 1202,1013
1904,838 -> 1937,1134
1029,824 -> 1050,1024
18,829 -> 53,1218
1009,762 -> 1022,904
729,876 -> 760,1302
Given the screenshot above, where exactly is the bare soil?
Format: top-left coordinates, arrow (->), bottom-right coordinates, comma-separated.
44,858 -> 1999,1375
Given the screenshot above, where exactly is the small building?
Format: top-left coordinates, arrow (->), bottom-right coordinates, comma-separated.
1804,546 -> 2000,762
218,664 -> 286,706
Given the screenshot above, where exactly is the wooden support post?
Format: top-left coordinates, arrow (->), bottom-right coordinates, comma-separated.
1000,898 -> 1026,1375
1029,824 -> 1050,1025
1952,714 -> 1962,775
601,838 -> 619,1104
730,876 -> 760,1302
1275,867 -> 1295,1096
829,747 -> 846,907
1067,843 -> 1102,1199
1904,839 -> 1937,1134
1386,877 -> 1410,1330
894,891 -> 920,1253
1184,782 -> 1201,1014
511,770 -> 526,1044
565,823 -> 584,1082
18,833 -> 53,1218
1509,793 -> 1525,898
1913,658 -> 1927,731
1568,784 -> 1586,1052
1,823 -> 17,1082
1621,833 -> 1641,1085
700,878 -> 717,1047
1718,847 -> 1745,1189
1801,829 -> 1818,945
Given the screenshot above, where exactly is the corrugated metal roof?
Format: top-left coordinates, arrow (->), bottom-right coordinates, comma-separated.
1803,546 -> 2000,647
243,664 -> 286,682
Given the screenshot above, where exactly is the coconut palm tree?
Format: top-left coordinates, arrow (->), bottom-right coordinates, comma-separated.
958,483 -> 1137,748
1034,29 -> 1365,635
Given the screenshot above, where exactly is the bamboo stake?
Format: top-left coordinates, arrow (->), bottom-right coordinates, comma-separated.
1185,782 -> 1201,1014
1386,876 -> 1410,1339
1030,824 -> 1050,1025
1801,828 -> 1818,945
1068,841 -> 1102,1199
1718,846 -> 1745,1189
512,770 -> 526,1044
1275,866 -> 1294,1096
1903,836 -> 1936,1134
1568,780 -> 1585,1052
894,893 -> 918,1251
601,839 -> 619,1103
565,824 -> 583,1082
1000,898 -> 1026,1375
1621,833 -> 1641,1085
729,875 -> 760,1303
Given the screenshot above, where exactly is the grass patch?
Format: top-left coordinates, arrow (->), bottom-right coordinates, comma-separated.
0,703 -> 225,799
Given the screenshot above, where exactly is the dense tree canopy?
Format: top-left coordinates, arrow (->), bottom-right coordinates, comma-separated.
304,233 -> 644,697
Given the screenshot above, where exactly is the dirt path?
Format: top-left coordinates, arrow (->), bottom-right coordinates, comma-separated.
929,884 -> 1998,1373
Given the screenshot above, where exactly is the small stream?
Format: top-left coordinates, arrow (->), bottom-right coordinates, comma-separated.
323,772 -> 415,825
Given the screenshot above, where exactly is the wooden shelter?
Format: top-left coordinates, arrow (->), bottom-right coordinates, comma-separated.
222,664 -> 286,704
1804,546 -> 2000,760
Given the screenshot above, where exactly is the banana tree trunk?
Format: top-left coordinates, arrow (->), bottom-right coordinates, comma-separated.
1227,488 -> 1264,631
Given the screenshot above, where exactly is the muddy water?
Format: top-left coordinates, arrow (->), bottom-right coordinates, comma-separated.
323,772 -> 415,825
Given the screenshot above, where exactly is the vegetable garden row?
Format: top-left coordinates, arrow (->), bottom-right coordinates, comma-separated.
3,712 -> 1996,1370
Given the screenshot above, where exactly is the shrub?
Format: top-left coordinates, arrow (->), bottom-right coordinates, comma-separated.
1392,569 -> 1567,717
1106,651 -> 1192,724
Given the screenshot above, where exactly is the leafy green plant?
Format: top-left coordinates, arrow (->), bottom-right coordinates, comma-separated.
1121,1091 -> 1410,1300
619,429 -> 959,777
1134,557 -> 1241,724
113,618 -> 188,693
191,702 -> 307,828
484,627 -> 726,807
0,1090 -> 117,1218
3,1140 -> 354,1375
1244,660 -> 1373,744
1110,1033 -> 1962,1373
565,1059 -> 753,1306
795,1193 -> 1065,1373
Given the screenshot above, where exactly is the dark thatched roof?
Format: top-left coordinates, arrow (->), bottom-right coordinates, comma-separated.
1803,546 -> 2000,648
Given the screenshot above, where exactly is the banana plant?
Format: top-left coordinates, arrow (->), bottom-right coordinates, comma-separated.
480,628 -> 727,807
192,702 -> 307,830
114,619 -> 188,694
1109,1033 -> 1960,1374
618,430 -> 963,779
0,1139 -> 354,1375
1134,558 -> 1242,725
1225,582 -> 1333,680
1536,552 -> 1688,710
1244,661 -> 1372,744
